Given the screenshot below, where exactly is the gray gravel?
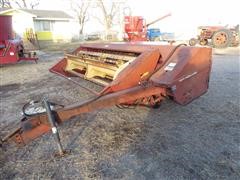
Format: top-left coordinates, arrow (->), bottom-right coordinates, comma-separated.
0,46 -> 239,179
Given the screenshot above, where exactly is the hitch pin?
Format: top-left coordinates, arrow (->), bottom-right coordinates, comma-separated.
43,97 -> 65,156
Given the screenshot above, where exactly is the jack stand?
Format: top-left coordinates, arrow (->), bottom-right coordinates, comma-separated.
43,97 -> 68,157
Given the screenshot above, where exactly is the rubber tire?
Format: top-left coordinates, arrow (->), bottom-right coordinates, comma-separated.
189,38 -> 198,46
212,29 -> 232,48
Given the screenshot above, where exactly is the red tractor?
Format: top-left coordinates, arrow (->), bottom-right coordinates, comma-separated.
0,15 -> 38,65
189,25 -> 239,48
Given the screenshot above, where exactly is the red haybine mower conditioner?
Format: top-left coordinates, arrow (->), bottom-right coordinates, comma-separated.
1,42 -> 212,155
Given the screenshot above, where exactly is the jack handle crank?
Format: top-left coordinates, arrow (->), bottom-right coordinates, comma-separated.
42,97 -> 66,156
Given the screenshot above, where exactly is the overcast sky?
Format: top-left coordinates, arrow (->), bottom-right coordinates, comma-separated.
36,0 -> 239,38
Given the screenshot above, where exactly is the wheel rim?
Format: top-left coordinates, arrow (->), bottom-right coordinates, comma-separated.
189,38 -> 197,46
213,32 -> 228,46
200,39 -> 208,46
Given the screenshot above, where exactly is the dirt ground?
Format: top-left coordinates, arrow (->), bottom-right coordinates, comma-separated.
0,42 -> 239,179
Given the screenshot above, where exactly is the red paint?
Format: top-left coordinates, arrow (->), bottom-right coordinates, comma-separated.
124,16 -> 147,41
0,15 -> 38,65
0,16 -> 13,41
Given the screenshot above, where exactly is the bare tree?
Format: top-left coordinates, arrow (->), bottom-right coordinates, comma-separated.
0,0 -> 11,8
70,0 -> 91,35
94,0 -> 124,33
11,0 -> 40,9
29,0 -> 40,9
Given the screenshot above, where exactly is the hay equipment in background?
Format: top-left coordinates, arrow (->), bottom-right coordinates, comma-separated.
0,15 -> 38,65
189,25 -> 239,48
124,13 -> 171,41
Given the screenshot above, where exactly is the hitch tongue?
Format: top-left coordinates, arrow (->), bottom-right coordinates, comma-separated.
0,126 -> 21,146
43,97 -> 66,156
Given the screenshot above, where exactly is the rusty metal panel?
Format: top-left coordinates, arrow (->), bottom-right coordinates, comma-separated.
150,46 -> 212,104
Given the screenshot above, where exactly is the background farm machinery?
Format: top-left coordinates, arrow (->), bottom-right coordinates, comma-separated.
124,13 -> 172,41
0,15 -> 38,65
189,25 -> 239,48
1,42 -> 212,155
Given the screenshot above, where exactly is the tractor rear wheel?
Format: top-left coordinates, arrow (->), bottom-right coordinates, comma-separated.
212,29 -> 232,48
189,38 -> 198,46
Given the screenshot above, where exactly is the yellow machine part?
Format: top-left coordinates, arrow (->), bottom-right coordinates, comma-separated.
64,50 -> 137,85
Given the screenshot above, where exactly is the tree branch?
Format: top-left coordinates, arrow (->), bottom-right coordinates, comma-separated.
0,0 -> 12,8
70,0 -> 91,35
